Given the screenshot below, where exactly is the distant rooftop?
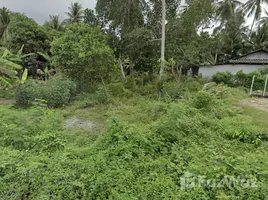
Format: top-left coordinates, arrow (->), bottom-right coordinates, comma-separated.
228,49 -> 268,65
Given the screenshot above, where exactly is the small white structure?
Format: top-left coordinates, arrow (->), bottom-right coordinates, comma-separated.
199,49 -> 268,79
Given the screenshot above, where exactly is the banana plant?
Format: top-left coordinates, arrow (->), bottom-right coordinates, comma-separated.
0,45 -> 33,88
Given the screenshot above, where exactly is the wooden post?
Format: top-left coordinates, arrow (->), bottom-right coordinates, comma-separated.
263,75 -> 268,96
250,75 -> 255,96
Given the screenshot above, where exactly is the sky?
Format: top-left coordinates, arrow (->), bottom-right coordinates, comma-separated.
0,0 -> 96,24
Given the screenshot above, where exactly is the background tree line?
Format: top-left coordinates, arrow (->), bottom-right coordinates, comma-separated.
1,0 -> 268,90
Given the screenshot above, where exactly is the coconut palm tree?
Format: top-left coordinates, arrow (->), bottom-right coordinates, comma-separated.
257,9 -> 268,27
65,2 -> 84,24
243,0 -> 268,37
0,7 -> 11,44
216,0 -> 243,25
44,15 -> 65,31
248,24 -> 268,50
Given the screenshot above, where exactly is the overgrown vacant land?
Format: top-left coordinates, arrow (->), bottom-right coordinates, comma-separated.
2,0 -> 268,199
1,81 -> 268,199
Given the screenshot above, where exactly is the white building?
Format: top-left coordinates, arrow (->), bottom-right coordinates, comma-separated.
199,49 -> 268,79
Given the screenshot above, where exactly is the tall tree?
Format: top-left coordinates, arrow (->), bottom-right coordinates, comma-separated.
216,0 -> 243,28
51,24 -> 116,91
243,0 -> 268,37
248,24 -> 268,50
84,8 -> 98,27
219,10 -> 248,60
7,13 -> 49,54
160,0 -> 166,79
65,2 -> 84,24
166,0 -> 218,71
257,9 -> 268,27
96,0 -> 145,34
43,15 -> 65,31
0,7 -> 11,45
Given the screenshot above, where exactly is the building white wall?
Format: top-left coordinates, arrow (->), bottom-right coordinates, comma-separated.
199,64 -> 266,79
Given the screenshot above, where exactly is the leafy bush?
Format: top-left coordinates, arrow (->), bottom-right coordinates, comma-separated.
203,82 -> 248,99
259,66 -> 268,75
0,89 -> 15,98
108,82 -> 133,98
51,24 -> 116,91
16,74 -> 76,107
212,71 -> 234,86
192,90 -> 214,109
212,70 -> 267,91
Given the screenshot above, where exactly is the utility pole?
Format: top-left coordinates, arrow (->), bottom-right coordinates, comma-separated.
159,0 -> 166,79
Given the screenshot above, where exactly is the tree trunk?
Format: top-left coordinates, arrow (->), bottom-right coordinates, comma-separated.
130,59 -> 134,79
119,57 -> 126,82
176,66 -> 182,88
159,0 -> 166,79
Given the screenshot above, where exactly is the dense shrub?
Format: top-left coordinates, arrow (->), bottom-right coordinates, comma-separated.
212,70 -> 267,90
212,71 -> 234,86
192,90 -> 214,109
108,82 -> 133,98
259,66 -> 268,75
16,74 -> 76,107
203,82 -> 248,99
51,24 -> 116,91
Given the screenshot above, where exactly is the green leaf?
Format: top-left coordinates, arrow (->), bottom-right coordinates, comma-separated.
20,68 -> 28,84
37,52 -> 50,61
0,76 -> 12,88
17,45 -> 24,56
0,58 -> 23,70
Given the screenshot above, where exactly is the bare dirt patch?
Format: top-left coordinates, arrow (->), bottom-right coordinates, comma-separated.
240,98 -> 268,112
0,98 -> 16,105
64,116 -> 97,131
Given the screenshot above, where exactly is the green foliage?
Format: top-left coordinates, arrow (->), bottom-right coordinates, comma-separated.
0,7 -> 11,45
0,46 -> 31,89
0,88 -> 15,98
7,13 -> 49,53
1,81 -> 268,199
108,82 -> 133,98
51,24 -> 116,91
43,15 -> 65,32
203,82 -> 248,99
16,74 -> 76,107
212,70 -> 267,91
192,90 -> 214,109
212,71 -> 234,86
259,66 -> 268,75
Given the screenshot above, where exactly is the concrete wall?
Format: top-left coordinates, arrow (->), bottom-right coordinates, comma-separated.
199,64 -> 266,79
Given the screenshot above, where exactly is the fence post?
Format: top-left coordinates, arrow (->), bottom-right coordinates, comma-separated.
250,75 -> 255,96
263,75 -> 268,96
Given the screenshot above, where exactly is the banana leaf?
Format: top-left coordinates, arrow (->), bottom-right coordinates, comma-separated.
37,52 -> 50,61
0,76 -> 12,88
0,58 -> 23,70
20,68 -> 28,84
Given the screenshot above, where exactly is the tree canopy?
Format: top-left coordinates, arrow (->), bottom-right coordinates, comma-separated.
51,24 -> 116,90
